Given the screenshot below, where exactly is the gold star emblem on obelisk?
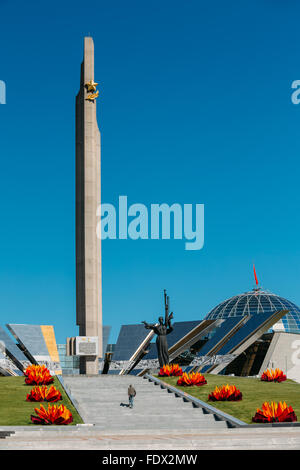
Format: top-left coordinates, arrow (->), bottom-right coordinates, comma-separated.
85,80 -> 98,92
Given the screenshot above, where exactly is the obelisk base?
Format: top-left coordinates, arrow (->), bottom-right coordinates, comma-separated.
79,356 -> 99,375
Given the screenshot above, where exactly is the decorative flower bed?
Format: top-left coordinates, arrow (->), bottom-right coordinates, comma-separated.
252,401 -> 297,423
177,372 -> 207,387
158,364 -> 183,377
260,368 -> 287,383
24,365 -> 54,385
30,404 -> 73,425
26,385 -> 62,402
208,384 -> 242,401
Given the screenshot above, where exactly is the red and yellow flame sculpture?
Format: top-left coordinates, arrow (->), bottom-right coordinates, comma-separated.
24,365 -> 54,386
177,372 -> 207,387
158,364 -> 183,377
26,385 -> 62,402
252,401 -> 297,423
208,384 -> 242,401
30,404 -> 73,425
260,368 -> 287,383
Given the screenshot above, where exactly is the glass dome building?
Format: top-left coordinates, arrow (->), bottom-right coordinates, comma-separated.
204,288 -> 300,334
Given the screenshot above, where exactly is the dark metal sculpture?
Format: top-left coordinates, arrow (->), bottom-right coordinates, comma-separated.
142,290 -> 174,367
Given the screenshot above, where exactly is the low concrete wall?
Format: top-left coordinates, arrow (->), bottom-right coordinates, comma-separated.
259,332 -> 300,382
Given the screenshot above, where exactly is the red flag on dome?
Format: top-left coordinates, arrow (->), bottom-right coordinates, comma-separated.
253,264 -> 259,286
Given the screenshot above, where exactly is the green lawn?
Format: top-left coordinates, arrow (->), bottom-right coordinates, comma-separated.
157,374 -> 300,424
0,376 -> 83,425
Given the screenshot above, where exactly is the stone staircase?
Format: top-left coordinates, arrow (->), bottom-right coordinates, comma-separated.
0,375 -> 231,449
60,375 -> 228,432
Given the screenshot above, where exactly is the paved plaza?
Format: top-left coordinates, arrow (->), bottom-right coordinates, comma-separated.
2,425 -> 300,450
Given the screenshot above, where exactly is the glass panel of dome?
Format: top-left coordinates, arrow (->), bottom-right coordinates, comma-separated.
235,306 -> 245,315
260,298 -> 270,304
288,312 -> 300,322
248,298 -> 259,312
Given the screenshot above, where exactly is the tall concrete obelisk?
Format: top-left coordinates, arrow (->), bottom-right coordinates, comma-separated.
76,37 -> 102,375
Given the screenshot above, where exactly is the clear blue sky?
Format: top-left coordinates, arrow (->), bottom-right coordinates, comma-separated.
1,0 -> 300,345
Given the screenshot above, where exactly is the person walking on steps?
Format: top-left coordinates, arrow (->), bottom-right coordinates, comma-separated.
128,384 -> 136,409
